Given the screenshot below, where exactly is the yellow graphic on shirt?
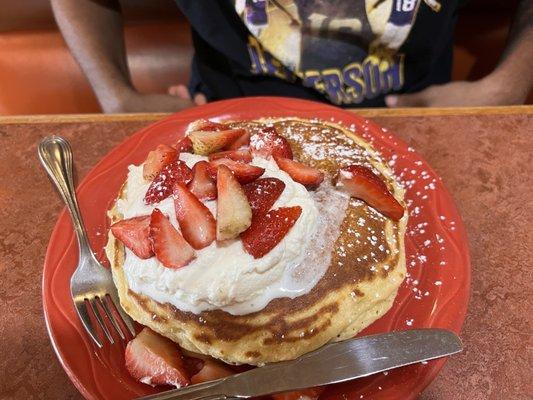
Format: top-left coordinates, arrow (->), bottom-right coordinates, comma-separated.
237,0 -> 436,104
248,36 -> 404,104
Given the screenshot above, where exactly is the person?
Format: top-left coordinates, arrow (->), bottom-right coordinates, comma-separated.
51,0 -> 532,113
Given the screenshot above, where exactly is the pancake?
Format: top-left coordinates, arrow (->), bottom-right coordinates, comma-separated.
105,117 -> 407,366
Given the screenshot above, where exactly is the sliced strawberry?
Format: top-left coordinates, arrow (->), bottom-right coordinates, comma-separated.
110,216 -> 153,259
208,158 -> 264,184
144,160 -> 193,205
274,156 -> 324,187
174,136 -> 193,153
272,387 -> 325,400
225,129 -> 251,150
216,165 -> 252,241
125,328 -> 190,388
190,359 -> 235,384
241,206 -> 302,258
143,144 -> 178,181
188,160 -> 217,201
173,183 -> 216,250
243,178 -> 285,217
182,356 -> 204,378
188,119 -> 226,132
208,149 -> 252,163
149,208 -> 195,268
334,165 -> 404,221
188,129 -> 246,156
250,126 -> 293,159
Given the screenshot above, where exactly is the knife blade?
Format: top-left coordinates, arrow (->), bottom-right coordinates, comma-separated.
137,329 -> 462,400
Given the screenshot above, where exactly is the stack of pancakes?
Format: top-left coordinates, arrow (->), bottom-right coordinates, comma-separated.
106,118 -> 407,366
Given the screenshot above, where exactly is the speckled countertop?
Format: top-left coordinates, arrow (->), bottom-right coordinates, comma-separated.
0,107 -> 531,399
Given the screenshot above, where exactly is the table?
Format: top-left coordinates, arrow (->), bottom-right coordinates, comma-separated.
0,106 -> 531,400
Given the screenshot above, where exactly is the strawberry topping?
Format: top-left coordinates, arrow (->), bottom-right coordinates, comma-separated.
216,165 -> 252,241
208,149 -> 252,163
241,206 -> 302,258
149,208 -> 195,268
208,158 -> 264,184
274,156 -> 324,187
125,328 -> 190,388
143,144 -> 178,181
334,165 -> 404,221
188,160 -> 217,201
173,183 -> 216,250
188,119 -> 226,132
250,126 -> 293,159
225,129 -> 251,150
144,160 -> 193,205
110,216 -> 153,259
189,128 -> 246,155
243,178 -> 286,217
174,136 -> 193,153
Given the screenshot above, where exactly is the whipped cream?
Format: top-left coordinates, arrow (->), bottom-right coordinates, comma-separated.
116,153 -> 345,315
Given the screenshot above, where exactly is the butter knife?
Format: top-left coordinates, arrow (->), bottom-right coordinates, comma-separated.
137,329 -> 462,400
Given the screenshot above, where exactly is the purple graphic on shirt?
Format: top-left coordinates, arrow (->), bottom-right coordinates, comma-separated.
390,0 -> 420,25
245,0 -> 268,26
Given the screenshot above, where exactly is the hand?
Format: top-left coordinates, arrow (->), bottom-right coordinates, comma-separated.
105,85 -> 206,113
168,84 -> 207,106
385,75 -> 529,107
105,91 -> 193,113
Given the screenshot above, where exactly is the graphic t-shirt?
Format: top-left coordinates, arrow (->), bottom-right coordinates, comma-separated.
175,0 -> 461,107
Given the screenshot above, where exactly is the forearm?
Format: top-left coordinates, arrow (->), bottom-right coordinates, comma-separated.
51,0 -> 133,112
487,0 -> 533,102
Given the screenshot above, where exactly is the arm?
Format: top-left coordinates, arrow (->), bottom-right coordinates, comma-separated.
489,0 -> 533,103
386,0 -> 533,107
51,0 -> 197,112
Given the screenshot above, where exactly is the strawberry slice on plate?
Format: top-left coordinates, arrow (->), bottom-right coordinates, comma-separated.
125,328 -> 190,388
334,165 -> 404,221
143,144 -> 178,181
182,356 -> 204,378
208,149 -> 252,163
274,156 -> 324,187
243,177 -> 285,217
272,387 -> 325,400
190,359 -> 235,384
110,216 -> 153,259
144,160 -> 193,205
149,208 -> 195,268
241,206 -> 302,258
188,160 -> 217,201
174,136 -> 193,153
225,129 -> 251,150
250,126 -> 293,159
208,158 -> 265,184
189,128 -> 246,155
173,183 -> 216,250
216,165 -> 252,241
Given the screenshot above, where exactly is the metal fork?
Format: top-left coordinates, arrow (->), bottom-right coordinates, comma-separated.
39,136 -> 135,348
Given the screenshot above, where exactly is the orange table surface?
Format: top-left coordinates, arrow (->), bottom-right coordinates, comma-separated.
0,106 -> 531,399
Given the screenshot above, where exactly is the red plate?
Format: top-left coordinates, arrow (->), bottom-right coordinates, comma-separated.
43,97 -> 470,400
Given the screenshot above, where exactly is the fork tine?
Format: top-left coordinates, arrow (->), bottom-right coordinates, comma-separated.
74,299 -> 103,348
98,296 -> 126,340
108,293 -> 136,337
88,298 -> 115,344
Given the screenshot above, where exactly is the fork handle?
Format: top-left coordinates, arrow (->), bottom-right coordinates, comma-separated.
38,136 -> 93,258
